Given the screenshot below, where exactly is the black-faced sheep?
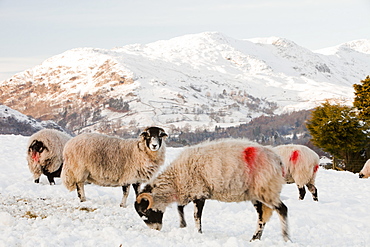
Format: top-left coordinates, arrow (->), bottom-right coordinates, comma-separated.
135,139 -> 289,242
61,127 -> 167,207
273,144 -> 319,201
359,159 -> 370,178
26,129 -> 71,185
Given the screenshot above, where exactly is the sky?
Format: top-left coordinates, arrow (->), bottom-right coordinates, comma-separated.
0,0 -> 369,81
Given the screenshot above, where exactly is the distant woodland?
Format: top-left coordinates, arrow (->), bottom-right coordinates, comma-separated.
115,109 -> 323,155
167,109 -> 320,148
1,108 -> 323,155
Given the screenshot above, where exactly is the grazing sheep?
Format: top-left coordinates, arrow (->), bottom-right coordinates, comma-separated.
62,127 -> 167,207
359,159 -> 370,178
135,139 -> 289,242
273,144 -> 319,201
27,129 -> 71,185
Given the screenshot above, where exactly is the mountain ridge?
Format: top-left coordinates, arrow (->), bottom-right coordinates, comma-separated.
0,32 -> 369,135
0,105 -> 67,136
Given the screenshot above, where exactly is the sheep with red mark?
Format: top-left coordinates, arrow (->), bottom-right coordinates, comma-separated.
359,159 -> 370,178
135,139 -> 289,242
273,144 -> 319,201
61,127 -> 167,207
27,129 -> 71,185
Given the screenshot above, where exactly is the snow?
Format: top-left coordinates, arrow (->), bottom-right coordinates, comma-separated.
0,105 -> 37,125
2,32 -> 369,133
0,105 -> 65,134
1,134 -> 370,246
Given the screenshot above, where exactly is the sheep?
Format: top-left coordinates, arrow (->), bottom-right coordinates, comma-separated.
273,144 -> 319,201
61,127 -> 167,207
359,159 -> 370,178
26,129 -> 71,185
134,138 -> 289,242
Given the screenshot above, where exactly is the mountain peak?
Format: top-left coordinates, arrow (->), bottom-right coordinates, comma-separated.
316,39 -> 370,55
1,32 -> 369,134
340,39 -> 370,54
142,31 -> 235,55
248,36 -> 296,46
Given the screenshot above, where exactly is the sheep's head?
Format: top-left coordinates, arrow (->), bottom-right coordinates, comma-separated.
135,193 -> 164,231
28,140 -> 48,163
359,172 -> 369,178
359,159 -> 370,179
140,127 -> 168,152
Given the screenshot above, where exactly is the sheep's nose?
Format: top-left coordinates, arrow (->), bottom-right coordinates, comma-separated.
359,173 -> 364,178
152,144 -> 157,149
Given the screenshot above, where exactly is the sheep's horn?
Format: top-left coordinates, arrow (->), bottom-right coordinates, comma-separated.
136,193 -> 154,210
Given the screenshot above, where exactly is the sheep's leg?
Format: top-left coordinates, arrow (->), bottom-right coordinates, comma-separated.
76,182 -> 86,202
132,183 -> 141,196
306,183 -> 318,201
251,200 -> 273,241
298,185 -> 306,200
43,165 -> 62,185
47,165 -> 62,185
274,200 -> 289,242
177,205 -> 187,228
120,184 -> 130,208
46,175 -> 55,185
33,173 -> 41,183
193,199 -> 205,233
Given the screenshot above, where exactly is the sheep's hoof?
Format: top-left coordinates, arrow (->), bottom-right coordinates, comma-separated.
250,237 -> 261,242
283,235 -> 292,242
120,203 -> 127,208
250,233 -> 262,242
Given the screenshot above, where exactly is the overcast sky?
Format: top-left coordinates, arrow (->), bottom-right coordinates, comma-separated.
0,0 -> 369,81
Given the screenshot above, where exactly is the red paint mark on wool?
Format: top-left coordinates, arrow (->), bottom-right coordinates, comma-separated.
243,147 -> 257,173
32,152 -> 40,162
290,150 -> 300,165
314,164 -> 319,173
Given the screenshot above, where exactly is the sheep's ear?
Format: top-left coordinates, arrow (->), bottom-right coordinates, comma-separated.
29,140 -> 37,150
140,131 -> 149,138
160,132 -> 168,138
136,193 -> 154,210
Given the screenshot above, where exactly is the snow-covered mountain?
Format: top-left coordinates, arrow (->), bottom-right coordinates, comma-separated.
0,32 -> 369,134
0,105 -> 66,136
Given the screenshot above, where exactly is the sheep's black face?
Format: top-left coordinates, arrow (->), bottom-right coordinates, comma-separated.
141,127 -> 168,152
135,199 -> 164,231
29,140 -> 46,153
29,140 -> 48,163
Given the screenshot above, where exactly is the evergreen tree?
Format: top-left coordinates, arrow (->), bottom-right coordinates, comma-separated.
306,101 -> 367,172
353,75 -> 370,120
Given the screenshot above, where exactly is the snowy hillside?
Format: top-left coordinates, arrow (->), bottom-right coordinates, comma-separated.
1,135 -> 370,246
0,105 -> 65,135
1,32 -> 369,134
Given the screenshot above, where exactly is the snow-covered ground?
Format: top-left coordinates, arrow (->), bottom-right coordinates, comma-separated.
0,134 -> 369,246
